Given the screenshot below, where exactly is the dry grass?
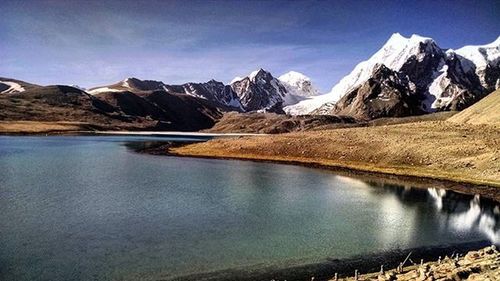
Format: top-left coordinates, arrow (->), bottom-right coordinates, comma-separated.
0,121 -> 96,134
448,89 -> 500,125
173,121 -> 500,192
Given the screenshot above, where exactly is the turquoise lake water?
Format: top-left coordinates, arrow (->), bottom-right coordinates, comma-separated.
0,136 -> 498,280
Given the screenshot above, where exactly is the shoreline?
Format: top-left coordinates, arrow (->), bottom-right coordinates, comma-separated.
165,121 -> 500,202
168,150 -> 500,202
3,127 -> 498,202
164,241 -> 496,281
139,141 -> 500,203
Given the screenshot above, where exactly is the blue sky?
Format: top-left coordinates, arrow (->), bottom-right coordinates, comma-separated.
1,0 -> 499,92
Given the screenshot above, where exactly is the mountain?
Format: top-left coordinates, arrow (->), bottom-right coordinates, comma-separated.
278,71 -> 320,97
230,69 -> 306,113
94,90 -> 223,131
287,34 -> 500,117
85,70 -> 317,114
315,64 -> 421,119
90,77 -> 242,110
163,80 -> 242,110
88,78 -> 168,94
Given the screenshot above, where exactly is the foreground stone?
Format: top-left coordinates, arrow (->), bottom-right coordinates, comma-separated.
331,246 -> 499,281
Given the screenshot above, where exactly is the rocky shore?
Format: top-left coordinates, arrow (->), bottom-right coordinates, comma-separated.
333,246 -> 499,281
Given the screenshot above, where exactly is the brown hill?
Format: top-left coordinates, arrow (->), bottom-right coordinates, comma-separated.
0,83 -> 224,131
205,112 -> 357,134
0,85 -> 123,126
95,90 -> 223,131
448,89 -> 500,125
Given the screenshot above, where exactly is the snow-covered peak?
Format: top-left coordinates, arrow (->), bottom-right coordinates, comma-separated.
285,33 -> 442,114
385,33 -> 434,46
248,68 -> 267,81
454,36 -> 500,69
230,76 -> 243,84
278,71 -> 309,83
330,33 -> 439,97
278,71 -> 320,97
374,33 -> 438,70
230,69 -> 275,85
229,69 -> 269,84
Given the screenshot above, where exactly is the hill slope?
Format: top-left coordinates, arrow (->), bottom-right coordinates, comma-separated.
448,89 -> 500,125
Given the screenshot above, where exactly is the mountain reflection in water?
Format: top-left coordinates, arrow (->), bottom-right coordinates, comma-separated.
335,176 -> 499,244
427,189 -> 499,243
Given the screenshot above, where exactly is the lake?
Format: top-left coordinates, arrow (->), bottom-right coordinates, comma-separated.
0,136 -> 498,280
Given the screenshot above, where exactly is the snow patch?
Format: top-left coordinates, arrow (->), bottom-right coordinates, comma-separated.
424,60 -> 452,110
122,79 -> 131,88
88,87 -> 123,95
0,81 -> 25,94
284,93 -> 336,115
69,85 -> 86,91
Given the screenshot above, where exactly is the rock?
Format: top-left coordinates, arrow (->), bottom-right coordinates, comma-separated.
384,271 -> 397,280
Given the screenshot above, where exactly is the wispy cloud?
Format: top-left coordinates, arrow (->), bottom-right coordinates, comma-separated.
1,0 -> 499,91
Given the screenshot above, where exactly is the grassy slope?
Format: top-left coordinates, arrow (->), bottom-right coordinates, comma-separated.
448,89 -> 500,125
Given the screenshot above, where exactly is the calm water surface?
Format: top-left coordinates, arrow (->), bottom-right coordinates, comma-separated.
0,136 -> 498,280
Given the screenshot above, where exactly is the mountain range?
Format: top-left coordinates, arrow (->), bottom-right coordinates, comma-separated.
0,70 -> 318,131
1,33 -> 499,130
286,33 -> 500,119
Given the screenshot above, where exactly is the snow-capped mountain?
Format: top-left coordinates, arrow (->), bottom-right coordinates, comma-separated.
230,69 -> 306,112
285,33 -> 438,115
166,80 -> 242,109
88,70 -> 318,113
332,33 -> 441,99
278,71 -> 320,97
89,78 -> 243,110
230,69 -> 287,112
287,33 -> 500,116
313,64 -> 420,119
